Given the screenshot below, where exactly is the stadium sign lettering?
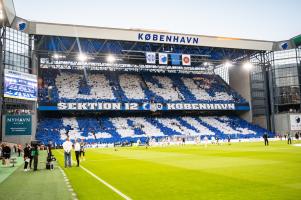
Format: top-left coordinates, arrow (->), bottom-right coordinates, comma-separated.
58,102 -> 122,110
138,33 -> 199,45
166,103 -> 235,110
56,102 -> 235,111
7,117 -> 31,123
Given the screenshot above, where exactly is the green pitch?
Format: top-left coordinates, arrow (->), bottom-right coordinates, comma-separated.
53,141 -> 301,200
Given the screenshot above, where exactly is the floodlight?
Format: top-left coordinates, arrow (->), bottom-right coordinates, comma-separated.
78,53 -> 88,62
106,54 -> 116,63
53,54 -> 60,59
224,61 -> 233,68
0,10 -> 4,20
243,62 -> 253,70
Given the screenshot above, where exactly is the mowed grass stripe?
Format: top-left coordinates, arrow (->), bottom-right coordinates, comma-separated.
54,151 -> 126,200
57,142 -> 301,200
56,151 -> 132,199
81,149 -> 300,200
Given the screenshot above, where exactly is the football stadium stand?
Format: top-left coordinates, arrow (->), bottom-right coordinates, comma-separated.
38,69 -> 246,104
36,115 -> 269,145
36,69 -> 273,145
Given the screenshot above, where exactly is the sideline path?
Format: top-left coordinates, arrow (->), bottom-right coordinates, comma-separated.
0,154 -> 23,184
0,151 -> 74,200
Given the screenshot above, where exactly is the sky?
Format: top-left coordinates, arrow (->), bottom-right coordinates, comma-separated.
13,0 -> 301,41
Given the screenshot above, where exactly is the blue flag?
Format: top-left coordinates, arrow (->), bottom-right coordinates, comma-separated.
171,54 -> 181,65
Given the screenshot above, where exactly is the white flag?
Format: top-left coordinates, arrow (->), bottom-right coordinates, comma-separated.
182,54 -> 191,66
159,53 -> 168,65
146,52 -> 156,64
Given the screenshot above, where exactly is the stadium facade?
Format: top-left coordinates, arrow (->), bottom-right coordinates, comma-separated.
0,0 -> 301,145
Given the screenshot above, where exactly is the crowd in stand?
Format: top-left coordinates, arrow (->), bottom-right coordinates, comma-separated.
4,109 -> 33,115
36,69 -> 271,146
38,69 -> 246,104
36,116 -> 272,145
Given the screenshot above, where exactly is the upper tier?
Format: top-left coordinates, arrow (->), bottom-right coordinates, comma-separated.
39,69 -> 246,104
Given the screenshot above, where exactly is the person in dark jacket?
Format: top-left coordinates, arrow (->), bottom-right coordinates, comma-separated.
23,144 -> 31,171
17,144 -> 22,157
287,133 -> 292,144
263,133 -> 269,146
3,144 -> 11,166
31,145 -> 39,171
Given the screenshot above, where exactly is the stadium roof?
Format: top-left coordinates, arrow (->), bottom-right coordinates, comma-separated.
27,21 -> 274,51
0,0 -> 274,52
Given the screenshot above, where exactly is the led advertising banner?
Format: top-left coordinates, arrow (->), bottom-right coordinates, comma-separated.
290,114 -> 301,131
4,69 -> 37,101
5,115 -> 32,136
38,102 -> 250,111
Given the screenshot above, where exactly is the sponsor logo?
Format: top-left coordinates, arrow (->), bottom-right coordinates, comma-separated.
146,52 -> 156,64
182,54 -> 191,66
17,21 -> 27,31
159,53 -> 168,65
279,42 -> 289,50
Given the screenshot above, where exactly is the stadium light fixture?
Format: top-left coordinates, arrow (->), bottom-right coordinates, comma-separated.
78,53 -> 88,62
106,54 -> 116,63
53,54 -> 60,59
243,62 -> 253,70
0,10 -> 4,20
224,61 -> 233,68
52,53 -> 62,60
52,54 -> 65,60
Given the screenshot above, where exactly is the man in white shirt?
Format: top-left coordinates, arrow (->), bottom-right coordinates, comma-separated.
74,139 -> 81,167
62,137 -> 73,168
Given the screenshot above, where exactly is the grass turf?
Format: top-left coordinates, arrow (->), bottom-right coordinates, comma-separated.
54,141 -> 301,200
0,151 -> 73,200
0,155 -> 23,184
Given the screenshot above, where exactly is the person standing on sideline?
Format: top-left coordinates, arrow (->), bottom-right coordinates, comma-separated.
80,139 -> 85,161
227,135 -> 231,145
13,145 -> 17,154
3,144 -> 11,166
287,133 -> 292,144
29,144 -> 33,169
23,143 -> 31,171
31,144 -> 39,171
17,144 -> 22,157
63,137 -> 72,168
263,132 -> 269,146
74,139 -> 81,167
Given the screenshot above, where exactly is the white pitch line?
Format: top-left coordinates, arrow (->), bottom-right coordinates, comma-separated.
57,151 -> 132,200
79,165 -> 132,200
